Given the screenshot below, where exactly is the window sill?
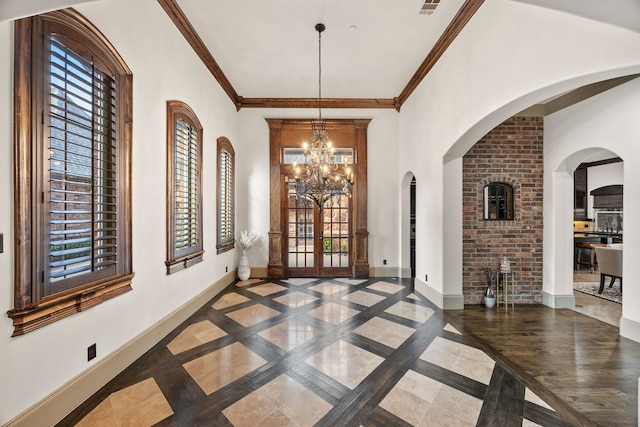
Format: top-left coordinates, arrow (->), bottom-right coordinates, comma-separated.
216,241 -> 235,254
165,250 -> 204,275
7,273 -> 135,336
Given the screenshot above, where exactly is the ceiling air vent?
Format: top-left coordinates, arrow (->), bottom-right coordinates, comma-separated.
419,0 -> 440,15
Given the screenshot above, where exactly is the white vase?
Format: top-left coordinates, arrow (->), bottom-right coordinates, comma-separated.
238,249 -> 250,281
485,295 -> 496,308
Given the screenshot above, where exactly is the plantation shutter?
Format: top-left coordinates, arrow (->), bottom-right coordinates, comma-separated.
174,118 -> 200,254
48,35 -> 118,287
219,147 -> 233,243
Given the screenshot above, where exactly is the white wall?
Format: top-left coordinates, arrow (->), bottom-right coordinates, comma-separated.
3,0 -> 640,423
545,78 -> 640,340
398,0 -> 640,308
236,108 -> 401,271
0,0 -> 240,423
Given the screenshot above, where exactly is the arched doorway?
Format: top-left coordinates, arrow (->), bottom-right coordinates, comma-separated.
571,152 -> 623,322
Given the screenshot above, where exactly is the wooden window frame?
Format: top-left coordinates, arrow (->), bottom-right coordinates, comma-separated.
165,100 -> 204,274
9,9 -> 134,336
216,137 -> 235,253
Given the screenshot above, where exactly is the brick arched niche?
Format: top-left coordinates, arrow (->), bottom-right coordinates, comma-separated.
462,116 -> 544,305
266,118 -> 370,278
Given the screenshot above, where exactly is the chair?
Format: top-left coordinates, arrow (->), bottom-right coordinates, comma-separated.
576,242 -> 606,272
594,246 -> 622,294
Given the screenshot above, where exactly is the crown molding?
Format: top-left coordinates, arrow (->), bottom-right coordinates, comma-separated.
240,97 -> 398,110
157,0 -> 240,106
158,0 -> 484,111
396,0 -> 485,109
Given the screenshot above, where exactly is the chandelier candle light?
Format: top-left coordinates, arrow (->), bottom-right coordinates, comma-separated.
288,23 -> 354,210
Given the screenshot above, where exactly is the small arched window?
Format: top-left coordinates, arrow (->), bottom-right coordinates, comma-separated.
484,183 -> 514,220
166,100 -> 204,274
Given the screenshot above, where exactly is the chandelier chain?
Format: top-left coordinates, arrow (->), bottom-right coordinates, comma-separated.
318,24 -> 322,120
287,23 -> 353,211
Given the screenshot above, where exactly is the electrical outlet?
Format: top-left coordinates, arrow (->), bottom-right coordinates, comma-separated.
383,259 -> 387,265
226,266 -> 228,273
425,274 -> 428,282
88,343 -> 96,361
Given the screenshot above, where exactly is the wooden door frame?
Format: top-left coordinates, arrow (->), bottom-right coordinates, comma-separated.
266,118 -> 370,278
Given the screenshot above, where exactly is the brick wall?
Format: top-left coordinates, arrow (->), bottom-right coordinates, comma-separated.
462,117 -> 544,304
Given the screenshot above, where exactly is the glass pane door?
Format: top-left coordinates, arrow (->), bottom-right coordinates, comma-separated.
287,189 -> 315,272
322,195 -> 351,271
285,190 -> 352,277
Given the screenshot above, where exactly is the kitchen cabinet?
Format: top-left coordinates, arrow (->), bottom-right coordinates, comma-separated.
574,165 -> 587,219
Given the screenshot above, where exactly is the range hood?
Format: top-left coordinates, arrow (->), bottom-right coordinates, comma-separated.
591,185 -> 623,209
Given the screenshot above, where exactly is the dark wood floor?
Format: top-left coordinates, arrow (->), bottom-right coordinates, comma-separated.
445,305 -> 640,426
58,277 -> 638,426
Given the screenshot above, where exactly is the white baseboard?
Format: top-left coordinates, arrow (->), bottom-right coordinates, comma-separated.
414,279 -> 443,309
442,294 -> 464,310
250,267 -> 268,278
541,291 -> 575,308
369,266 -> 402,277
620,316 -> 640,344
5,271 -> 236,427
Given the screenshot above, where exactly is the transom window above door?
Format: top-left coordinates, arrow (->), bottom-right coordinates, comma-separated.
283,147 -> 354,165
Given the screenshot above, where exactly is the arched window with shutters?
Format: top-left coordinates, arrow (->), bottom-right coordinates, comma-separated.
10,9 -> 133,335
484,182 -> 514,220
217,137 -> 235,253
166,100 -> 204,274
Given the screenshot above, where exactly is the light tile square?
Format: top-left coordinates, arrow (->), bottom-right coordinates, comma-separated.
308,282 -> 347,295
259,375 -> 333,425
236,278 -> 263,287
335,278 -> 367,285
341,290 -> 386,307
306,340 -> 384,389
525,388 -> 554,411
430,381 -> 483,424
367,281 -> 405,294
444,323 -> 462,335
167,320 -> 227,355
385,301 -> 434,323
380,385 -> 431,425
381,369 -> 445,426
353,317 -> 415,349
258,319 -> 321,350
420,337 -> 495,385
223,375 -> 332,427
226,303 -> 281,327
283,278 -> 317,286
406,293 -> 420,300
183,342 -> 267,395
273,291 -> 318,308
212,292 -> 250,310
248,283 -> 288,296
308,302 -> 360,325
76,378 -> 173,427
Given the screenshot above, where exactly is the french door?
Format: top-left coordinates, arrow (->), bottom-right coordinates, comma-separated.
267,118 -> 369,279
285,189 -> 352,277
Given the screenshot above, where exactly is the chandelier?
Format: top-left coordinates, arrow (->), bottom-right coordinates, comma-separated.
288,23 -> 354,210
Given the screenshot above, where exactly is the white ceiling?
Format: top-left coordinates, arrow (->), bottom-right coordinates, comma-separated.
176,0 -> 466,99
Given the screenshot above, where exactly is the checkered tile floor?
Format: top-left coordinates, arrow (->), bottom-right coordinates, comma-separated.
64,277 -> 568,426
